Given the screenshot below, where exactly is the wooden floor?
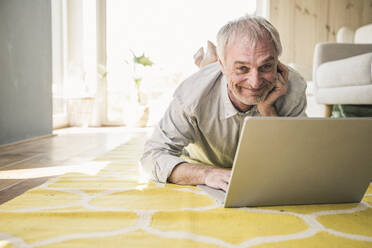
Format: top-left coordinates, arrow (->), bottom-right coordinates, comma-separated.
0,127 -> 148,205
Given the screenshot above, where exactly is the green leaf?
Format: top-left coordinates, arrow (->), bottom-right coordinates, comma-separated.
133,53 -> 154,67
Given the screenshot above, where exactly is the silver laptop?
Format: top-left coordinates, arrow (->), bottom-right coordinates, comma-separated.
198,117 -> 372,208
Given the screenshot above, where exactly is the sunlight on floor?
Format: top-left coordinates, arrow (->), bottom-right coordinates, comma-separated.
53,126 -> 152,135
0,162 -> 109,179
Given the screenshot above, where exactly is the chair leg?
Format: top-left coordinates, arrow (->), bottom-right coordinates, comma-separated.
324,104 -> 333,117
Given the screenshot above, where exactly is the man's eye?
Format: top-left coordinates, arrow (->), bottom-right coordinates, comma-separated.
261,64 -> 273,72
236,66 -> 248,73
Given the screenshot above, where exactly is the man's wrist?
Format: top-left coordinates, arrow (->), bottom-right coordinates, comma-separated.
169,162 -> 214,185
201,166 -> 213,184
257,104 -> 278,116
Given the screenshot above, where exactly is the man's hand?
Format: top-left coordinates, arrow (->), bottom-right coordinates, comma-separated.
204,167 -> 231,191
257,61 -> 289,116
168,162 -> 231,191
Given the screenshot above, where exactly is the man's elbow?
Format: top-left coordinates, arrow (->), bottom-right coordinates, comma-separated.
139,153 -> 162,183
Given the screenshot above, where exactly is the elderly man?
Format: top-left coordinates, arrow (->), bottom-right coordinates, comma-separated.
140,15 -> 307,191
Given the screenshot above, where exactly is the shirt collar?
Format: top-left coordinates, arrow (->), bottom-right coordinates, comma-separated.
220,75 -> 258,120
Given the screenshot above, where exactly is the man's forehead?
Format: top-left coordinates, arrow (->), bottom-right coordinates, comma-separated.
229,37 -> 275,52
229,31 -> 272,46
234,55 -> 275,65
226,35 -> 277,64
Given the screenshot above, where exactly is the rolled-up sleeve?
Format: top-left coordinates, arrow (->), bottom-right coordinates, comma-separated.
140,97 -> 196,183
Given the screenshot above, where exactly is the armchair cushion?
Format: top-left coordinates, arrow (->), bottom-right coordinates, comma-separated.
355,24 -> 372,43
315,84 -> 372,104
316,52 -> 372,88
313,43 -> 372,104
336,27 -> 354,43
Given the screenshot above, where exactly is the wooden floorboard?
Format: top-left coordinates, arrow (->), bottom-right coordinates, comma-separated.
0,153 -> 41,169
0,137 -> 54,155
0,177 -> 52,205
0,127 -> 147,205
0,179 -> 22,191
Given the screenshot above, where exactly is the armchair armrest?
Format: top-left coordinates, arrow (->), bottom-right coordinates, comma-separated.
316,52 -> 372,88
313,43 -> 372,82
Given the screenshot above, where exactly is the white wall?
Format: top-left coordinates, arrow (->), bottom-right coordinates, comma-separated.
0,0 -> 53,145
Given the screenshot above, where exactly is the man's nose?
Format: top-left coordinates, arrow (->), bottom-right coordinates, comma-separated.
246,69 -> 262,89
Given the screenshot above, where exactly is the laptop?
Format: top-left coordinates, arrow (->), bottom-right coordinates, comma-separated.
198,117 -> 372,208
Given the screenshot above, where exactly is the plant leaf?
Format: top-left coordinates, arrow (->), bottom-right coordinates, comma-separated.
134,53 -> 154,67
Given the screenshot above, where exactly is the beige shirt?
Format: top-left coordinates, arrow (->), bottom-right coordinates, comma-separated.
140,62 -> 307,183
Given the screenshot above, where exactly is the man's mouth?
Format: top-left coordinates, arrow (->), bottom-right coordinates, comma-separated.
237,85 -> 265,94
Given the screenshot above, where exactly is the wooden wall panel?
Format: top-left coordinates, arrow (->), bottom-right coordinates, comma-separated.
269,0 -> 295,64
362,0 -> 372,24
268,0 -> 372,72
327,0 -> 364,41
293,0 -> 327,67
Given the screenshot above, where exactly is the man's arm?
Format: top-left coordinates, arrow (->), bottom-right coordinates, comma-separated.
140,97 -> 193,183
141,97 -> 231,190
168,162 -> 231,191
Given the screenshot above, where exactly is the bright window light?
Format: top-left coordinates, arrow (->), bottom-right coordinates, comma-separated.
106,0 -> 256,125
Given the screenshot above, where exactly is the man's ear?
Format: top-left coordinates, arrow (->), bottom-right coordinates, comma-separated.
218,58 -> 226,74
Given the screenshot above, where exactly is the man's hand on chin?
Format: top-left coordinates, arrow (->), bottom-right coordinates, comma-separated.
257,61 -> 289,116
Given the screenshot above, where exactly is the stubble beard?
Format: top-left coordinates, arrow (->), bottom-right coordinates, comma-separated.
230,80 -> 274,106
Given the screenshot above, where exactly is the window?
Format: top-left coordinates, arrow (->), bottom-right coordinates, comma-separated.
52,0 -> 256,127
52,0 -> 100,128
106,0 -> 256,126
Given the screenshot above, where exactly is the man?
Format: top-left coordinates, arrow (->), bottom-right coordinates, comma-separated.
140,15 -> 307,191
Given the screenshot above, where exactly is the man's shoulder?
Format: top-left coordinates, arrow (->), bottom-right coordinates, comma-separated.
287,67 -> 307,95
173,62 -> 222,109
275,67 -> 307,116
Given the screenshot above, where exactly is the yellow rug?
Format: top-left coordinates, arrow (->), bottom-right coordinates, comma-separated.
0,133 -> 371,248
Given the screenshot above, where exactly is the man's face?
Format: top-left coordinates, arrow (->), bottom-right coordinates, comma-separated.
220,37 -> 278,109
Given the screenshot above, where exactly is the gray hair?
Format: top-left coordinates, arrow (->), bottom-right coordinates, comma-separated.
216,15 -> 282,63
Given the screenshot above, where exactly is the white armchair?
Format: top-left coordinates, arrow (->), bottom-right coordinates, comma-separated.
313,24 -> 372,117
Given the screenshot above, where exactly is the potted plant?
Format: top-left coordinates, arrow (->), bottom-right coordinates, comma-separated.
125,51 -> 154,127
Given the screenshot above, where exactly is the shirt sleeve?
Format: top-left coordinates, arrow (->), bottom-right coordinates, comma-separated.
278,69 -> 308,117
288,92 -> 307,117
140,97 -> 196,183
